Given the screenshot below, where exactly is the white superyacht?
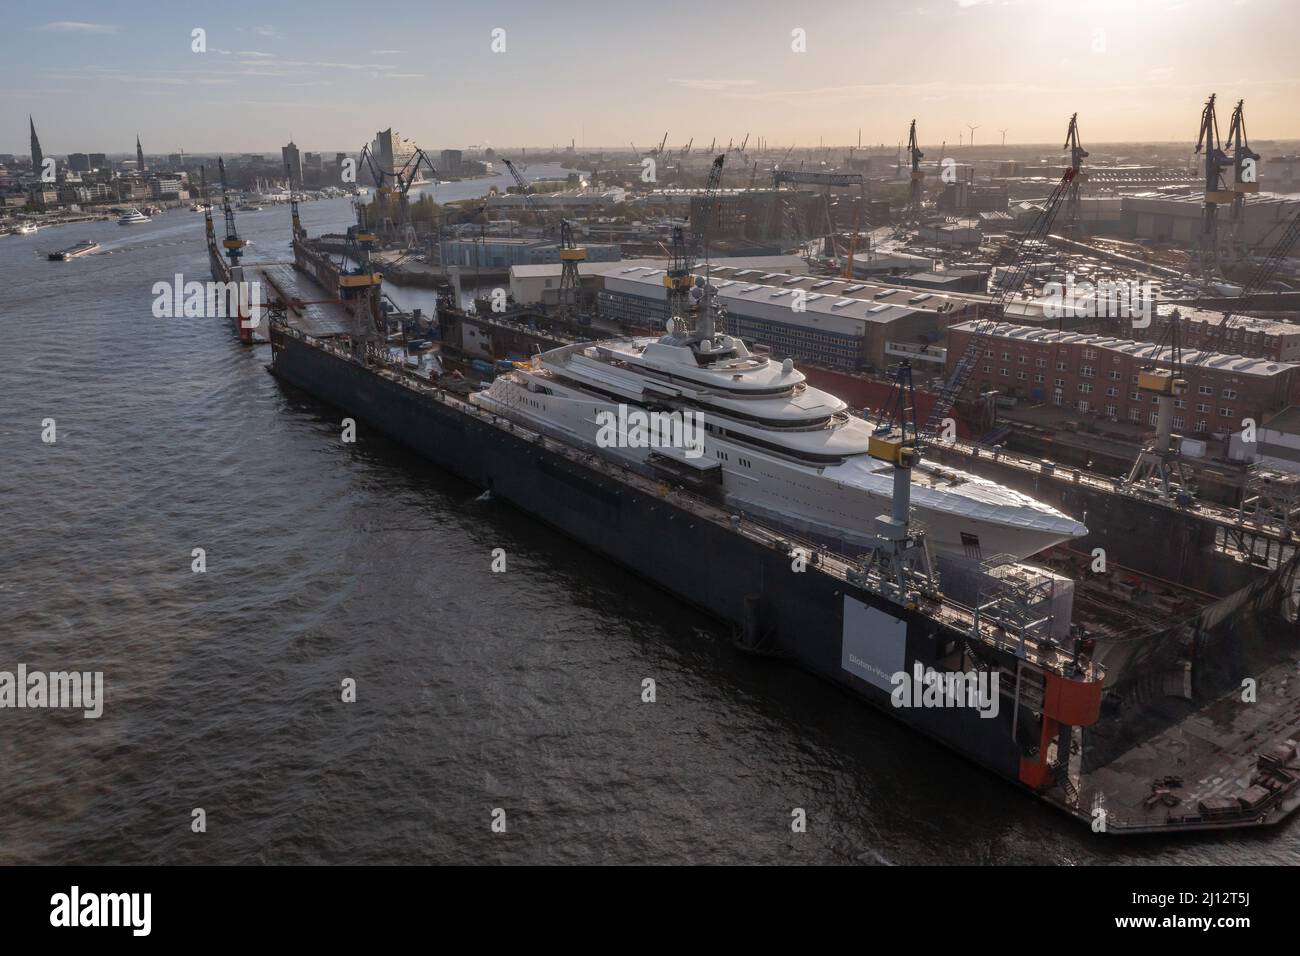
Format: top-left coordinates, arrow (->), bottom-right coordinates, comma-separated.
470,283 -> 1086,561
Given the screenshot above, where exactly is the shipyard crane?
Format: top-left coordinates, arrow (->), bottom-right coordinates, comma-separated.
216,158 -> 245,271
1063,113 -> 1088,236
199,166 -> 215,241
1225,99 -> 1260,261
335,224 -> 385,345
501,156 -> 547,230
681,153 -> 727,341
865,359 -> 936,598
1124,318 -> 1191,499
906,119 -> 924,220
922,166 -> 1078,438
502,156 -> 587,324
1123,204 -> 1300,499
286,161 -> 305,242
680,138 -> 693,157
357,142 -> 438,245
1194,93 -> 1234,279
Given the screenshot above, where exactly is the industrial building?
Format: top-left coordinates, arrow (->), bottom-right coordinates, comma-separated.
508,255 -> 808,307
439,236 -> 620,270
598,265 -> 972,370
1119,192 -> 1299,247
947,320 -> 1298,432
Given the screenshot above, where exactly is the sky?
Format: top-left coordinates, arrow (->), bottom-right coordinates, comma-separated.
2,0 -> 1298,156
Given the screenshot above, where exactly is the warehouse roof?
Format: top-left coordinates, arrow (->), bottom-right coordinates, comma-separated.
948,320 -> 1296,377
604,266 -> 930,335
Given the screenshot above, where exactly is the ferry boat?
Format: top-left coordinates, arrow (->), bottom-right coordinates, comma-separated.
117,208 -> 151,225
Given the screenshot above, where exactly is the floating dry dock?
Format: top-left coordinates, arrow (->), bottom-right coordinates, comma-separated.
209,205 -> 1300,835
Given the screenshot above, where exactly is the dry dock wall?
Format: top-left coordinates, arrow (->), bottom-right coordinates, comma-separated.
924,443 -> 1259,596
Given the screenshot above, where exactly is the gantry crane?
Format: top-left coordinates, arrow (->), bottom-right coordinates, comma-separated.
923,166 -> 1078,438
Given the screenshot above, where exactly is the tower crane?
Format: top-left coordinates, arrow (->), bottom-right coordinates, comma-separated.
1194,93 -> 1234,279
923,166 -> 1078,438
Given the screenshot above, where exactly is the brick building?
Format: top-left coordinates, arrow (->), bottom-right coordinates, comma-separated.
947,321 -> 1297,436
1132,308 -> 1300,363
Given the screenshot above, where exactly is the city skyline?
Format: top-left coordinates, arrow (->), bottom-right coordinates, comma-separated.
3,0 -> 1299,155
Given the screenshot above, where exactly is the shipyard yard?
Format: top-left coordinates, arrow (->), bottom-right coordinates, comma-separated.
5,2 -> 1300,915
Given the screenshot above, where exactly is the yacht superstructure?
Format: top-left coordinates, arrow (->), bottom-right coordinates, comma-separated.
470,327 -> 1087,561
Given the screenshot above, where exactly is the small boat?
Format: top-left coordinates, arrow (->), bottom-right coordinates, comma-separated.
48,239 -> 100,261
14,223 -> 38,235
118,208 -> 151,225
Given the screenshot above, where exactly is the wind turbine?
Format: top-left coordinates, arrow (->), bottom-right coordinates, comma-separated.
967,124 -> 980,149
999,128 -> 1008,147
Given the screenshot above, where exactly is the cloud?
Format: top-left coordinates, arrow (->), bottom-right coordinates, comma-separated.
253,25 -> 282,38
669,78 -> 757,91
34,21 -> 121,34
371,49 -> 406,54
